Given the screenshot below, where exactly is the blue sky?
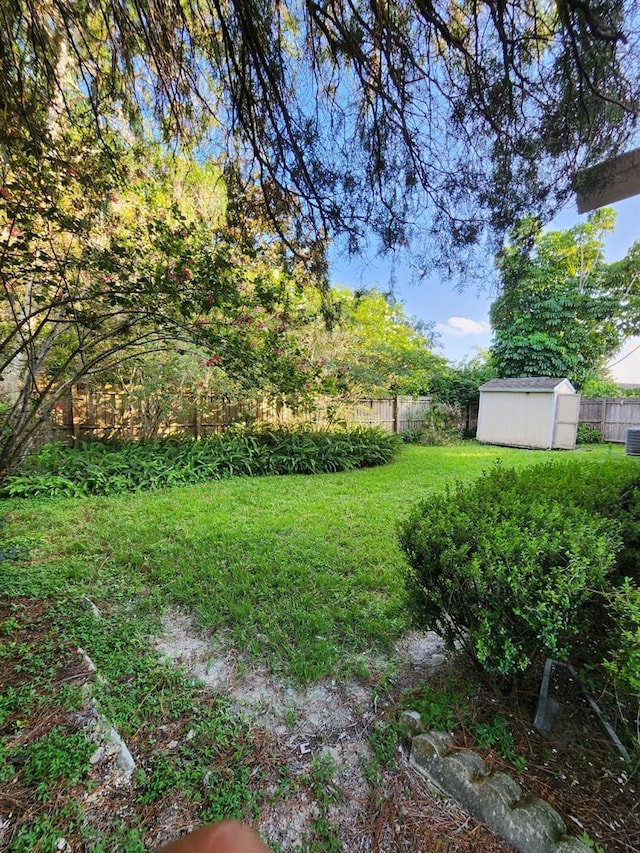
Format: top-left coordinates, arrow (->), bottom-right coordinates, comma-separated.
330,194 -> 640,383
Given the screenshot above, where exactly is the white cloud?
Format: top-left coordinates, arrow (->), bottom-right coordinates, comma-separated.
435,316 -> 492,338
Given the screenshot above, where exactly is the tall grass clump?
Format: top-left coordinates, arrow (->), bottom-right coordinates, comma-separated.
1,425 -> 400,498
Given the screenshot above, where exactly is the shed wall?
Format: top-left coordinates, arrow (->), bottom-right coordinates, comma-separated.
477,392 -> 554,449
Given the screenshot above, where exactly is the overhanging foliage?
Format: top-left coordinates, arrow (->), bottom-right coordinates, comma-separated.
1,1 -> 638,269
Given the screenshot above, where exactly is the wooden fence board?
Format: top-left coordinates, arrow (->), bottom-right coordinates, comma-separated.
36,392 -> 435,446
579,398 -> 640,443
35,393 -> 640,450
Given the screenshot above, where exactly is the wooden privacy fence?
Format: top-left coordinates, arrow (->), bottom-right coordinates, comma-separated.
40,390 -> 435,447
579,397 -> 640,443
38,393 -> 639,449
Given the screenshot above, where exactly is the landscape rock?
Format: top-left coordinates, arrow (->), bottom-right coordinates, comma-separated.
410,728 -> 591,853
108,727 -> 136,776
399,710 -> 425,737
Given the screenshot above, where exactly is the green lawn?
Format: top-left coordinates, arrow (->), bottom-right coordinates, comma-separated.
1,442 -> 621,681
0,441 -> 626,850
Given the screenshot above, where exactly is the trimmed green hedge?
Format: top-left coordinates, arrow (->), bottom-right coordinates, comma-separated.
2,425 -> 401,498
398,457 -> 640,694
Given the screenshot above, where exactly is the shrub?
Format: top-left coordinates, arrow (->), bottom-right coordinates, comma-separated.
576,423 -> 603,444
398,458 -> 640,687
605,578 -> 640,697
1,425 -> 401,499
401,403 -> 462,446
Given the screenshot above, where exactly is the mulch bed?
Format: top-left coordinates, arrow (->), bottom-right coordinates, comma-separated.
2,599 -> 638,851
407,655 -> 639,852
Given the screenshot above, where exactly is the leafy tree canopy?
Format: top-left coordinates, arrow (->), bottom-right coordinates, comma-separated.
0,131 -> 329,476
1,1 -> 638,272
336,289 -> 445,395
490,208 -> 640,388
292,287 -> 445,396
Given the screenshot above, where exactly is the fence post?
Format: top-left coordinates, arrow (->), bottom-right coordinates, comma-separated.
193,404 -> 200,439
600,397 -> 607,439
69,385 -> 81,445
393,396 -> 399,433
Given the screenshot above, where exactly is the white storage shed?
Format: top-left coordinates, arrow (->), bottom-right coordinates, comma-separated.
476,378 -> 580,450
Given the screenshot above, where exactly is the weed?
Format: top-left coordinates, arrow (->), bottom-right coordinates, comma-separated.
82,821 -> 147,853
21,726 -> 92,797
576,424 -> 604,445
304,816 -> 342,852
362,721 -> 403,787
0,596 -> 267,850
405,685 -> 527,771
0,740 -> 14,783
401,402 -> 462,446
136,752 -> 200,805
301,753 -> 339,805
300,753 -> 342,852
411,686 -> 470,732
200,765 -> 258,823
472,715 -> 527,772
577,831 -> 606,852
0,616 -> 20,635
7,814 -> 62,853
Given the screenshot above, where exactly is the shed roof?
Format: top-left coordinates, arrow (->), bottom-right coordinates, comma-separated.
479,377 -> 574,393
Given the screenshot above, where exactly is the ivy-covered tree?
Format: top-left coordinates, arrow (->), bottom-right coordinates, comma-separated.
490,210 -> 640,388
1,1 -> 638,271
428,354 -> 497,410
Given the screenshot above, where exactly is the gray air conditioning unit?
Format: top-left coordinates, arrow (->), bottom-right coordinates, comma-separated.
625,428 -> 640,456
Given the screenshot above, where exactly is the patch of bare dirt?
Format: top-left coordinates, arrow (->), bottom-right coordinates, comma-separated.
151,610 -> 514,851
153,609 -> 639,852
4,600 -> 637,852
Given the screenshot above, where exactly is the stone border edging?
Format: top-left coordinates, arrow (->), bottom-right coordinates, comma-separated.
401,712 -> 591,853
77,600 -> 137,781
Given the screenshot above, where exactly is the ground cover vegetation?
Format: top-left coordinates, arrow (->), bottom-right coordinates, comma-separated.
489,209 -> 640,389
0,443 -> 540,849
3,444 -> 538,681
0,425 -> 400,498
0,597 -> 267,852
1,443 -> 638,851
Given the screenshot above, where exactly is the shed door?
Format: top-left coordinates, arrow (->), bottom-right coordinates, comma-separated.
553,394 -> 580,449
